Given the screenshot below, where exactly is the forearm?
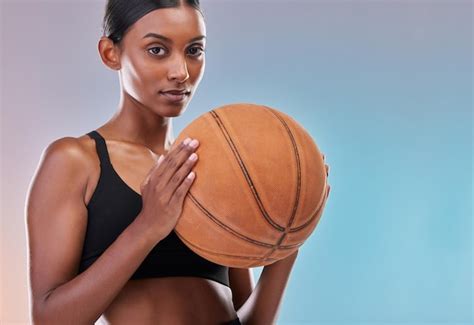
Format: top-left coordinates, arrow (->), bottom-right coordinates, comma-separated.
34,216 -> 159,324
237,250 -> 298,325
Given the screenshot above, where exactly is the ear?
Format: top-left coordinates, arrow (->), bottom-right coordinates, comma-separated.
98,36 -> 121,71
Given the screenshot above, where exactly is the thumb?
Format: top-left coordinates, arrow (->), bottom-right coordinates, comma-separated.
142,154 -> 165,189
157,154 -> 165,165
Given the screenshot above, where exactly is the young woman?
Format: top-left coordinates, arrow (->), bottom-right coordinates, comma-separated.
26,1 -> 331,324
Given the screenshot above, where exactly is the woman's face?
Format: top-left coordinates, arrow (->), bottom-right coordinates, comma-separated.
115,6 -> 206,116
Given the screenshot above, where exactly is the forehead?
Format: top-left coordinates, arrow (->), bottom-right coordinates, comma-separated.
126,6 -> 206,42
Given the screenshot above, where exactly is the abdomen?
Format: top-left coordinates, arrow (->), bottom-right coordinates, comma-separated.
99,277 -> 238,325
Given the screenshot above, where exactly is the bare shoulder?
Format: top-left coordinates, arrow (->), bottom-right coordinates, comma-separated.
25,132 -> 98,308
26,133 -> 95,229
38,135 -> 92,165
41,134 -> 94,168
26,133 -> 98,303
32,134 -> 96,196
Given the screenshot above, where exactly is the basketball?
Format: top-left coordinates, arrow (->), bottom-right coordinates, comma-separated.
172,103 -> 329,268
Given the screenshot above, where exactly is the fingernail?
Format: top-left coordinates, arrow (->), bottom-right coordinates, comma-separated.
183,138 -> 192,145
189,139 -> 199,148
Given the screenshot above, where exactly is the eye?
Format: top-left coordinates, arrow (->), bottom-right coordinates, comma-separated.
188,46 -> 205,57
147,46 -> 166,56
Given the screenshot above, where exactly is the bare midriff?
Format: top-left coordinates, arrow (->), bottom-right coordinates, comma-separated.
98,276 -> 238,325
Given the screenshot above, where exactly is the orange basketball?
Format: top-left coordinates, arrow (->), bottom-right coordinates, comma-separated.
172,103 -> 328,268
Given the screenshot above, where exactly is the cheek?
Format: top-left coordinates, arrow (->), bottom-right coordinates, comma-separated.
190,59 -> 205,84
120,55 -> 158,99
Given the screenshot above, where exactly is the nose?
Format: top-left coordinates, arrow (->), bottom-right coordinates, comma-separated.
167,55 -> 190,83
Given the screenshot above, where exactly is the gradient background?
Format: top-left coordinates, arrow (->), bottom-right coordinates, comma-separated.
0,0 -> 472,324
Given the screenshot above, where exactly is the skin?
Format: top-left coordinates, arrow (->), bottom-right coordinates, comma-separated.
26,3 -> 331,325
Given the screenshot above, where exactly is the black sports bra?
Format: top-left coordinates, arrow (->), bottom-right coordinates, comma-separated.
77,130 -> 230,287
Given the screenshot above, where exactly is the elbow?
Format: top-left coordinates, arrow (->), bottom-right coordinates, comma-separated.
31,294 -> 62,325
31,298 -> 49,325
31,299 -> 99,325
30,287 -> 56,324
31,296 -> 89,325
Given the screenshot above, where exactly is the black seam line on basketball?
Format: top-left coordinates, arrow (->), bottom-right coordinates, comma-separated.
209,109 -> 286,232
289,185 -> 326,232
289,176 -> 328,233
279,242 -> 304,249
260,107 -> 302,260
278,192 -> 326,247
265,107 -> 302,230
176,229 -> 276,262
187,191 -> 276,248
264,233 -> 291,260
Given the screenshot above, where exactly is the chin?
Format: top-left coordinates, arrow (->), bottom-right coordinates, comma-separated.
154,104 -> 189,117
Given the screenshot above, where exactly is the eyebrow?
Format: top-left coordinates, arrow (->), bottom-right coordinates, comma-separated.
142,33 -> 206,43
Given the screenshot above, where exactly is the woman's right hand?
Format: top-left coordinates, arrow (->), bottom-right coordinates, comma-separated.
137,137 -> 199,241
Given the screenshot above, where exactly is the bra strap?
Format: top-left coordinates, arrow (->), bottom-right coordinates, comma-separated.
86,130 -> 112,167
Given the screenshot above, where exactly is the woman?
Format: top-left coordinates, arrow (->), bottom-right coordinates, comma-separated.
26,1 -> 331,324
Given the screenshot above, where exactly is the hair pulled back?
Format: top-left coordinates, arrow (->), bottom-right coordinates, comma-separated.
103,0 -> 203,44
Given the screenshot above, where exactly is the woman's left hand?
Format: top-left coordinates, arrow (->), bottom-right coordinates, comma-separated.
322,153 -> 331,199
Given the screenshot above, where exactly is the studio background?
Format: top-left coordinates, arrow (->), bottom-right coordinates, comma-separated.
0,0 -> 471,324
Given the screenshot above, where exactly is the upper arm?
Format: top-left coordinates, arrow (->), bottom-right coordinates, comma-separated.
229,267 -> 255,311
26,137 -> 90,316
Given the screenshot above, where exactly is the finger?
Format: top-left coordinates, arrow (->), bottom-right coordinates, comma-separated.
313,186 -> 329,222
158,154 -> 165,165
169,169 -> 195,207
164,152 -> 198,203
141,155 -> 163,190
148,154 -> 165,180
150,140 -> 190,186
161,140 -> 199,188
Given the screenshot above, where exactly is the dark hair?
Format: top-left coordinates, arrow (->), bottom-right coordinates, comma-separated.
103,0 -> 203,45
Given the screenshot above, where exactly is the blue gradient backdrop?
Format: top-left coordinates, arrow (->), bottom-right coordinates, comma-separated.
0,0 -> 471,324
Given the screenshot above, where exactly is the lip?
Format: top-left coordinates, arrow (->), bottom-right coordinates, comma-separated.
162,89 -> 189,94
160,91 -> 189,103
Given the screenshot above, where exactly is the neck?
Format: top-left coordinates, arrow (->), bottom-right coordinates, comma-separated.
99,90 -> 175,154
